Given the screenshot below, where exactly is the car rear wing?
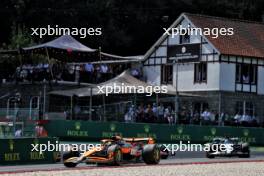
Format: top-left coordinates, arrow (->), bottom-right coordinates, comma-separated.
123,137 -> 155,144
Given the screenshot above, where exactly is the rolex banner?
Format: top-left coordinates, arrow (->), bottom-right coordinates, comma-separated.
168,43 -> 200,63
44,121 -> 264,146
0,137 -> 58,165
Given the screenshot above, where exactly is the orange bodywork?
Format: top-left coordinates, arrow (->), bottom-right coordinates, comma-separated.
121,147 -> 131,154
64,137 -> 156,164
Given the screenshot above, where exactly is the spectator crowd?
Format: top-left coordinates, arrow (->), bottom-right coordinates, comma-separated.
125,103 -> 177,125
1,62 -> 130,85
124,104 -> 261,127
0,62 -> 262,128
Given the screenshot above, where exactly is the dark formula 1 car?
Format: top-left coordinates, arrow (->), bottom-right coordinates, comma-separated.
205,137 -> 250,158
63,136 -> 162,167
159,145 -> 171,159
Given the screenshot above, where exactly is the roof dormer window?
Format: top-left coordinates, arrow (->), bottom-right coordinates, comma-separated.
179,33 -> 190,44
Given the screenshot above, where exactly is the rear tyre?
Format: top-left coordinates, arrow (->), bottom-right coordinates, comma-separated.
62,151 -> 79,168
161,154 -> 169,159
239,148 -> 250,158
142,144 -> 160,164
96,163 -> 107,166
206,152 -> 215,159
64,162 -> 77,168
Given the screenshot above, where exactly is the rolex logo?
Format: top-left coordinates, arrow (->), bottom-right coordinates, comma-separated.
181,46 -> 186,53
9,139 -> 14,151
0,126 -> 3,136
177,127 -> 183,134
5,126 -> 10,132
211,128 -> 216,135
243,129 -> 249,137
34,138 -> 39,146
110,124 -> 116,132
75,122 -> 81,130
144,125 -> 150,133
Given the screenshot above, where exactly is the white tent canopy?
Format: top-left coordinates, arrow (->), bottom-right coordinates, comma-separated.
49,70 -> 156,97
23,35 -> 144,62
23,35 -> 96,52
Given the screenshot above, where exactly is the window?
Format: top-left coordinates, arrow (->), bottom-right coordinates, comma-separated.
235,64 -> 257,84
179,33 -> 190,44
193,102 -> 209,113
161,65 -> 173,84
194,63 -> 207,83
235,101 -> 243,115
31,97 -> 39,109
235,64 -> 241,82
245,102 -> 254,116
250,65 -> 257,84
235,101 -> 254,116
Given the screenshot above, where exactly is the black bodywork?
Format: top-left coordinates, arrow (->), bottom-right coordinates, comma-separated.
206,137 -> 250,158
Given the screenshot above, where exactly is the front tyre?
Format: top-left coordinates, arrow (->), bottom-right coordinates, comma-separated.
160,145 -> 169,159
142,144 -> 160,164
62,151 -> 79,168
113,149 -> 122,165
107,145 -> 122,166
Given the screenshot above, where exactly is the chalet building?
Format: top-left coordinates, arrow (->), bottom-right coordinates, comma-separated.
142,13 -> 264,123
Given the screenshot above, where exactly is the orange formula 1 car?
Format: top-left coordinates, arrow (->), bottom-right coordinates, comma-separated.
63,136 -> 163,167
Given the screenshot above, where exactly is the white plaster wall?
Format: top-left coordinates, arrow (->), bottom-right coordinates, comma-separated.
173,62 -> 220,91
143,66 -> 161,86
143,16 -> 223,92
257,66 -> 264,95
219,63 -> 236,92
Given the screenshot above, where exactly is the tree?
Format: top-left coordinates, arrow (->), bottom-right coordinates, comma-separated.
8,23 -> 35,49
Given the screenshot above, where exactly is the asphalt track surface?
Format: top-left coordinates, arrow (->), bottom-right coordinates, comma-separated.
0,150 -> 264,174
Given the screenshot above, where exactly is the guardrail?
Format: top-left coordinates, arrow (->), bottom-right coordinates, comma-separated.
44,120 -> 264,146
0,108 -> 39,121
48,101 -> 132,121
0,108 -> 37,138
0,137 -> 58,165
